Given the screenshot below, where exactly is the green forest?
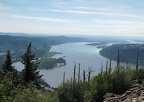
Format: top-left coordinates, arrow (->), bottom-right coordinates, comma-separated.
1,42 -> 144,102
0,35 -> 85,52
0,35 -> 84,69
100,44 -> 144,65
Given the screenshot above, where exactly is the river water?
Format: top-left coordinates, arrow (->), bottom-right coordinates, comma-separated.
13,42 -> 125,87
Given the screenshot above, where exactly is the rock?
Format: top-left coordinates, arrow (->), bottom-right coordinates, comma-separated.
104,80 -> 144,102
124,99 -> 132,102
125,91 -> 131,94
132,84 -> 140,88
140,92 -> 144,96
103,93 -> 114,98
129,87 -> 139,91
131,93 -> 138,98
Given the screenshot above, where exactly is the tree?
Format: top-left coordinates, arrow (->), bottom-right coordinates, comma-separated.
136,50 -> 139,70
1,50 -> 19,87
2,51 -> 14,72
112,66 -> 132,94
58,65 -> 85,102
21,42 -> 43,87
117,49 -> 120,67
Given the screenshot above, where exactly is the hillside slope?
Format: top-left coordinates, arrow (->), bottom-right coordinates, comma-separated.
104,79 -> 144,102
0,34 -> 85,52
100,44 -> 144,65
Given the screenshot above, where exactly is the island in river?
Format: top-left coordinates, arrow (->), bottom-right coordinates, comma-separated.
38,57 -> 66,69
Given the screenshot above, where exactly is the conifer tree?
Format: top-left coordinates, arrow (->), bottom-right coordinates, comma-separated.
136,50 -> 139,70
101,61 -> 103,75
2,51 -> 14,72
2,50 -> 19,86
117,49 -> 120,67
109,59 -> 111,69
21,42 -> 43,87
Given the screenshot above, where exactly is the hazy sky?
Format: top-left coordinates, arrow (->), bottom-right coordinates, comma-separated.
0,0 -> 143,36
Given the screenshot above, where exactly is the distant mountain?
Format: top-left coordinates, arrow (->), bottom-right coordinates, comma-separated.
100,44 -> 144,65
81,35 -> 144,42
0,32 -> 30,36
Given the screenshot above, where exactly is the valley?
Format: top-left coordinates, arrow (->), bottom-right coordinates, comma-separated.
1,33 -> 144,102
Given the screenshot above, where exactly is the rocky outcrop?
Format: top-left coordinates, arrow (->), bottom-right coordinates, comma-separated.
56,63 -> 65,67
104,79 -> 144,102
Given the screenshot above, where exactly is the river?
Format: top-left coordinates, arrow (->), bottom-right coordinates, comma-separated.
13,42 -> 125,87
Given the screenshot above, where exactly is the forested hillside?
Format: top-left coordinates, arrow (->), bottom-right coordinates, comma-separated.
0,34 -> 85,52
100,44 -> 144,65
0,34 -> 84,69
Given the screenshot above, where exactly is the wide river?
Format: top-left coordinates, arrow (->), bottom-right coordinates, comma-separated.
13,42 -> 125,87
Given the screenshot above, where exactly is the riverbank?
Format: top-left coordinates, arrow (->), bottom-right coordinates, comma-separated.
41,42 -> 114,87
38,57 -> 66,69
100,44 -> 144,66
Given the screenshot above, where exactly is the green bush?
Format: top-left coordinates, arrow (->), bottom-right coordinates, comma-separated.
13,83 -> 58,102
132,67 -> 144,80
89,66 -> 133,102
58,80 -> 85,102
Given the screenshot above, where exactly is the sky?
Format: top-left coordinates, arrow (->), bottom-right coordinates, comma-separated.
0,0 -> 143,36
